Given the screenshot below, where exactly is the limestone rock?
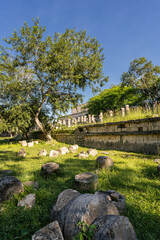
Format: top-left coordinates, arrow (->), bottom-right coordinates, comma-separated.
73,144 -> 78,150
77,153 -> 89,158
0,170 -> 13,177
96,156 -> 114,170
92,215 -> 137,240
58,146 -> 69,155
28,142 -> 34,147
75,172 -> 98,191
63,193 -> 119,240
34,141 -> 39,144
17,148 -> 26,157
100,151 -> 110,155
68,145 -> 77,153
32,221 -> 64,240
49,150 -> 59,157
41,162 -> 59,175
87,149 -> 98,156
23,181 -> 39,189
154,159 -> 160,164
21,140 -> 27,147
95,190 -> 126,213
18,193 -> 35,209
51,189 -> 81,229
39,149 -> 47,156
0,176 -> 24,202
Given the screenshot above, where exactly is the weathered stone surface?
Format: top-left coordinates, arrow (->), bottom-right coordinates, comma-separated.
95,190 -> 126,213
92,215 -> 137,240
49,150 -> 59,157
157,164 -> 160,176
51,189 -> 81,229
21,140 -> 27,147
17,148 -> 26,157
75,172 -> 98,191
23,181 -> 39,189
73,144 -> 79,150
34,141 -> 39,144
77,153 -> 89,158
0,176 -> 24,202
100,151 -> 110,155
87,149 -> 98,156
28,142 -> 34,147
32,221 -> 64,240
154,159 -> 160,164
0,170 -> 13,177
63,193 -> 119,240
41,162 -> 59,175
39,149 -> 47,156
58,147 -> 69,155
68,145 -> 77,153
18,193 -> 35,209
96,156 -> 114,170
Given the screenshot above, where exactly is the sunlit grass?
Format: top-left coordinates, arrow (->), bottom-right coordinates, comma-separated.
0,138 -> 160,240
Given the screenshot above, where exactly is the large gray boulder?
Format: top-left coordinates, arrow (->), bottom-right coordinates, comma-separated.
75,172 -> 98,191
41,163 -> 59,176
63,193 -> 119,240
95,190 -> 126,213
18,193 -> 35,209
92,215 -> 137,240
51,189 -> 81,230
0,176 -> 24,202
96,156 -> 114,170
32,221 -> 64,240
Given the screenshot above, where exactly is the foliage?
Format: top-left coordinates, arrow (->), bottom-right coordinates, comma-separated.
74,221 -> 96,240
0,18 -> 108,140
0,139 -> 160,239
121,57 -> 160,106
86,85 -> 143,115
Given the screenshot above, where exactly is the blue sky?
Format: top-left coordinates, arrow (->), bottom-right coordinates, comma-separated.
0,0 -> 160,104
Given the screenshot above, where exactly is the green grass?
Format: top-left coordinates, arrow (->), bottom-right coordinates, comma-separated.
0,138 -> 160,240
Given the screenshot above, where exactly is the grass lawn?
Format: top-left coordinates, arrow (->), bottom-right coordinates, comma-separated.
0,138 -> 160,240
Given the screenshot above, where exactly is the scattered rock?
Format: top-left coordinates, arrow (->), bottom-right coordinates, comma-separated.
63,193 -> 119,240
18,193 -> 35,209
77,153 -> 89,158
28,142 -> 34,147
34,141 -> 39,144
75,172 -> 98,191
41,162 -> 59,175
157,164 -> 160,176
21,140 -> 27,147
58,147 -> 69,155
100,151 -> 110,155
73,144 -> 78,150
96,156 -> 114,170
0,176 -> 24,202
0,170 -> 13,177
154,159 -> 160,164
51,189 -> 81,229
23,181 -> 39,189
32,221 -> 64,240
92,215 -> 137,240
87,149 -> 98,156
39,149 -> 47,156
17,148 -> 26,157
49,150 -> 59,157
68,145 -> 77,153
95,190 -> 126,213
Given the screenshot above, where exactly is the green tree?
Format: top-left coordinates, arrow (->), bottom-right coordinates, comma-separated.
86,85 -> 143,115
121,57 -> 160,106
0,18 -> 108,140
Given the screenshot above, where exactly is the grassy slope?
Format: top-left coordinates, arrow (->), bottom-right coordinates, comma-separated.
0,138 -> 160,240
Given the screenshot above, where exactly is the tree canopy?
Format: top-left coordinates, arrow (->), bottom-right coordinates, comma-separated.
121,57 -> 160,106
0,18 -> 108,140
86,85 -> 143,115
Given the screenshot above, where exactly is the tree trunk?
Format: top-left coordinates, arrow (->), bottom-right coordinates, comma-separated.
35,114 -> 53,142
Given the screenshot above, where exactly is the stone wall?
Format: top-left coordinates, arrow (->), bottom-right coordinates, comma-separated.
54,117 -> 160,154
